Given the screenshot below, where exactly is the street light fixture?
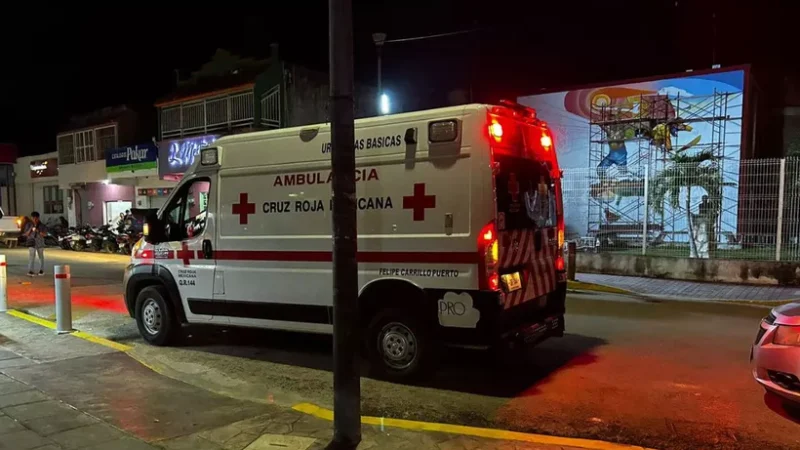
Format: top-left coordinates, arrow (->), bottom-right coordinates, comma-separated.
380,93 -> 390,115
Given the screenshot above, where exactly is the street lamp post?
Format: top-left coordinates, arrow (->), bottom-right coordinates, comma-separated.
329,0 -> 360,448
372,32 -> 387,111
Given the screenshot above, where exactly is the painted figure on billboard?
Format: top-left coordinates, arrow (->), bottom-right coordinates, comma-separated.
518,69 -> 745,258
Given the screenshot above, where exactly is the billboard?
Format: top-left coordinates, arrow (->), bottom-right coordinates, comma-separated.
106,143 -> 158,173
518,69 -> 746,253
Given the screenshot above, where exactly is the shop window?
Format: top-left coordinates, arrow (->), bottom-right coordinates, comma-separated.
43,186 -> 64,215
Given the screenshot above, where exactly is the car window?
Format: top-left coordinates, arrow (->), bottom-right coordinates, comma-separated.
162,179 -> 210,241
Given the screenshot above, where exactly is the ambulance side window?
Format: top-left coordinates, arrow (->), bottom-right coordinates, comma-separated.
163,178 -> 211,241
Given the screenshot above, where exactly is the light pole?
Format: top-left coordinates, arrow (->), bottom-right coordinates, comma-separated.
372,32 -> 386,111
329,0 -> 360,448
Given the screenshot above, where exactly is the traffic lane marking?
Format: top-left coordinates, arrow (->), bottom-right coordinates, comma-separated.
5,309 -> 133,352
291,402 -> 657,450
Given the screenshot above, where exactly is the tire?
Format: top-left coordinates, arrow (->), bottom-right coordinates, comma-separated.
103,241 -> 119,253
365,308 -> 435,381
135,286 -> 178,346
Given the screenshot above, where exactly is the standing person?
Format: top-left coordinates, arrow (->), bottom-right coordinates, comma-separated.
23,211 -> 47,276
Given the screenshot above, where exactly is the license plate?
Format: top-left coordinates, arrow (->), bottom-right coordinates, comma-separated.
501,272 -> 522,292
86,239 -> 92,244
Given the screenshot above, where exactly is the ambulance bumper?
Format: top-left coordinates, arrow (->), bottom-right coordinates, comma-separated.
122,264 -> 134,317
432,281 -> 566,348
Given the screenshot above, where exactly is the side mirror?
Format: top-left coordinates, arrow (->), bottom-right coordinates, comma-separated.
143,212 -> 167,244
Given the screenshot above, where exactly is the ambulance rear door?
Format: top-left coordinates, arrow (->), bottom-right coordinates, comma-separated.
490,111 -> 560,311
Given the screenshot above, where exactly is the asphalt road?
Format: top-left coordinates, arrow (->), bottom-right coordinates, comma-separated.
2,248 -> 799,450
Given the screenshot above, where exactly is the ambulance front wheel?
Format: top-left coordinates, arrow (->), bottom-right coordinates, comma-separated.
366,308 -> 435,380
135,286 -> 178,346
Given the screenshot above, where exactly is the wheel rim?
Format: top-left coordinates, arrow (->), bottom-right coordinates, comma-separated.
141,298 -> 162,336
379,322 -> 417,370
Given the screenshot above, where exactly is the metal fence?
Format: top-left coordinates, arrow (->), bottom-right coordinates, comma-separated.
160,90 -> 255,138
561,157 -> 800,261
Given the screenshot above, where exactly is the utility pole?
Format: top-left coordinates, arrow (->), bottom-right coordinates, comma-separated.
327,0 -> 360,449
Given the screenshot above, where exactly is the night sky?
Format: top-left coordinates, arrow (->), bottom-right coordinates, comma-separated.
0,1 -> 794,156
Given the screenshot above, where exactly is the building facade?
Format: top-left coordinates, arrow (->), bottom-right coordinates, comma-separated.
56,106 -> 140,226
13,152 -> 62,222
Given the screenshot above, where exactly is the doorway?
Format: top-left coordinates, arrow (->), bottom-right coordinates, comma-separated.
105,200 -> 132,225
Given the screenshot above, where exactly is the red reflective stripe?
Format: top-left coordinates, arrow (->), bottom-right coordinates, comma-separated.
54,273 -> 69,279
0,262 -> 6,266
212,250 -> 480,264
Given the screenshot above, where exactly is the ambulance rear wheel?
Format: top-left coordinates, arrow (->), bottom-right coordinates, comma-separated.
366,309 -> 434,380
135,286 -> 178,346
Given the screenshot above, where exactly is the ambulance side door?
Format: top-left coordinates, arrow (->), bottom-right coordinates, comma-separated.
159,175 -> 217,322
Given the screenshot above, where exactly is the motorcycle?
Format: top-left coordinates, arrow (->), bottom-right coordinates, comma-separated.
116,230 -> 141,256
100,225 -> 120,253
70,225 -> 93,251
58,229 -> 75,250
87,225 -> 113,252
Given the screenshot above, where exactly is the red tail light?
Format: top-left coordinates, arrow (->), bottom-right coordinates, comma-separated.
555,256 -> 565,272
137,249 -> 153,259
479,222 -> 500,291
540,133 -> 553,150
488,273 -> 500,291
489,120 -> 503,142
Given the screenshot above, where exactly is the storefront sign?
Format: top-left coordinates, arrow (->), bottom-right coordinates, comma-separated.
158,135 -> 218,179
138,188 -> 173,197
106,143 -> 158,173
30,158 -> 58,178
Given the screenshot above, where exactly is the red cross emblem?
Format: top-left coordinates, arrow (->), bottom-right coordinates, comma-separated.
403,183 -> 436,221
176,241 -> 194,266
508,173 -> 520,202
232,192 -> 256,225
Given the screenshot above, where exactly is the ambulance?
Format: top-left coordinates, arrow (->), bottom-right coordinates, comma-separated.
124,102 -> 567,380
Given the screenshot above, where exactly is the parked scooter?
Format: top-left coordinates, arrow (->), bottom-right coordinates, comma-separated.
69,225 -> 93,251
59,229 -> 75,250
100,225 -> 120,253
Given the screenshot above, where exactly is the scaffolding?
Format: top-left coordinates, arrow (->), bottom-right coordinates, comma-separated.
586,91 -> 742,250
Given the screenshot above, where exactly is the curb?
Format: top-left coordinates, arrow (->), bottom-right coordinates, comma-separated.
567,281 -> 800,306
293,403 -> 655,450
3,308 -> 658,450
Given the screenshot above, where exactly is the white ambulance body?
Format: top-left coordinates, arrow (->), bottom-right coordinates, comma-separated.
124,102 -> 567,379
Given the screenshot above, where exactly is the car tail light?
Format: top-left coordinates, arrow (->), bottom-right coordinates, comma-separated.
773,325 -> 800,347
479,222 -> 500,291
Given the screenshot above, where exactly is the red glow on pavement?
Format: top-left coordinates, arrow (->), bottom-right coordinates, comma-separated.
8,282 -> 126,314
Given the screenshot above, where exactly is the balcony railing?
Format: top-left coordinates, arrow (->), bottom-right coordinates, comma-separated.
261,85 -> 281,129
160,91 -> 254,138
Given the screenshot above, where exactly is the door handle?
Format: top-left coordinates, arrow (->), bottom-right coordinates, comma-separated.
202,239 -> 213,259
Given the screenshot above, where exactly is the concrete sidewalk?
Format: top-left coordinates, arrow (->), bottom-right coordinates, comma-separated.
0,313 -> 642,450
576,273 -> 800,303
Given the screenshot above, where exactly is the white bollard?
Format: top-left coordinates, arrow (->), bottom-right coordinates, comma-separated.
54,265 -> 72,334
0,254 -> 6,313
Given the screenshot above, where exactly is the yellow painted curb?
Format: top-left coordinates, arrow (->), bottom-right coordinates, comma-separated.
292,403 -> 655,450
5,310 -> 133,352
7,310 -> 56,330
